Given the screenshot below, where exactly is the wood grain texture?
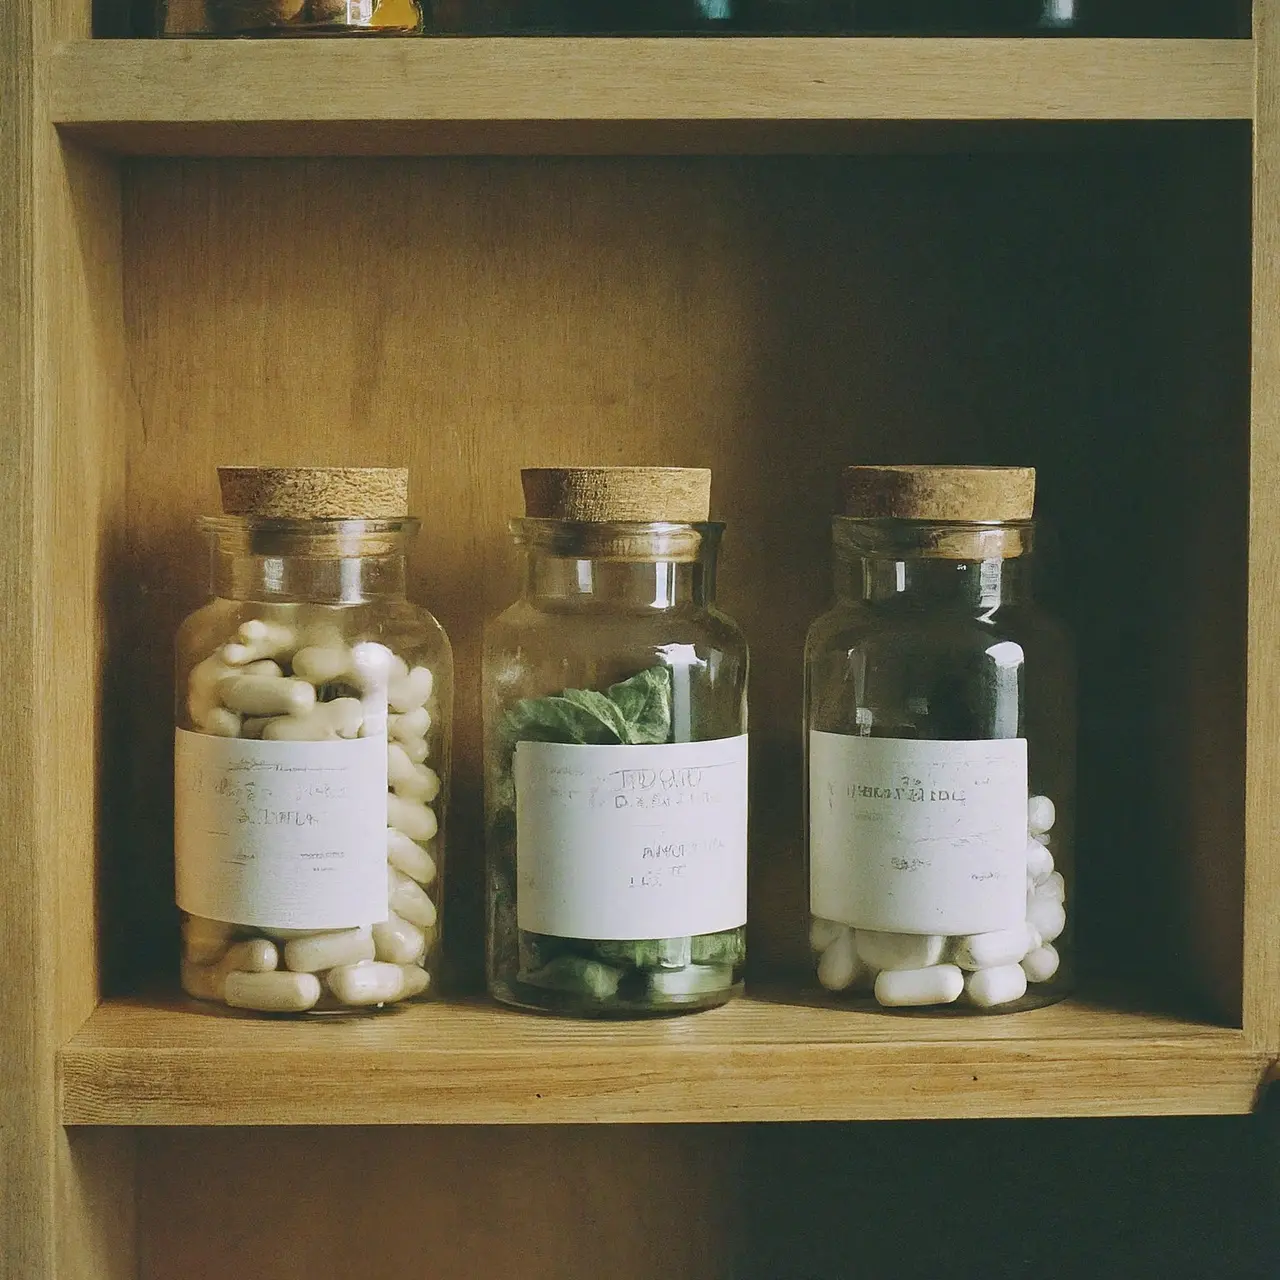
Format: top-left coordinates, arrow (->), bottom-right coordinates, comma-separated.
47,38 -> 1255,156
59,995 -> 1266,1125
1245,1 -> 1280,1057
136,1127 -> 742,1280
112,150 -> 1252,1016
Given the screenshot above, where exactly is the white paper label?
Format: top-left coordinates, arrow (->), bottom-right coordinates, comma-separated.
514,736 -> 749,940
175,729 -> 389,929
809,733 -> 1027,935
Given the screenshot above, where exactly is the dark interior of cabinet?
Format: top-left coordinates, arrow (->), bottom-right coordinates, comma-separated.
95,0 -> 1251,36
103,123 -> 1251,1022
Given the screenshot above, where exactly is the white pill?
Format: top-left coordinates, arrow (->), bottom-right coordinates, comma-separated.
199,706 -> 242,737
388,665 -> 433,713
387,794 -> 438,843
1041,871 -> 1066,903
351,642 -> 397,692
263,708 -> 339,741
283,926 -> 375,973
387,741 -> 417,786
324,697 -> 364,738
291,645 -> 352,684
392,761 -> 441,804
372,911 -> 426,964
951,926 -> 1035,971
1022,943 -> 1060,983
810,917 -> 846,953
1027,837 -> 1054,882
875,964 -> 964,1007
224,970 -> 321,1013
223,619 -> 297,665
1027,895 -> 1066,944
1028,794 -> 1056,836
966,964 -> 1028,1009
326,960 -> 405,1007
817,928 -> 861,991
857,930 -> 945,972
188,654 -> 234,724
387,828 -> 437,885
182,959 -> 224,1002
388,867 -> 437,930
183,916 -> 234,965
218,937 -> 279,974
399,736 -> 429,764
390,706 -> 431,743
399,965 -> 431,998
218,674 -> 316,717
241,659 -> 284,677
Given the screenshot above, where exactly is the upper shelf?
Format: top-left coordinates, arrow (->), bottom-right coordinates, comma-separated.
60,992 -> 1266,1125
49,38 -> 1254,156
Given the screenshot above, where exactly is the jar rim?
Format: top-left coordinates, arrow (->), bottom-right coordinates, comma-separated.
833,516 -> 1033,560
510,517 -> 724,563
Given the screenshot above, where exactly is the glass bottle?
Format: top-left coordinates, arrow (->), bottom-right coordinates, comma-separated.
158,0 -> 421,37
806,466 -> 1074,1013
484,467 -> 749,1017
174,467 -> 451,1016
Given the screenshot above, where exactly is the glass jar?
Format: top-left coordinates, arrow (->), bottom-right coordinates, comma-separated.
483,467 -> 749,1017
806,466 -> 1074,1013
158,0 -> 421,36
174,467 -> 451,1016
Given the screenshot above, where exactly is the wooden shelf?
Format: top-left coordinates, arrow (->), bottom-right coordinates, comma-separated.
48,38 -> 1254,156
59,993 -> 1266,1125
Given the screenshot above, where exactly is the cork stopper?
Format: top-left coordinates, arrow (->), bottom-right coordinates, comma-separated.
218,467 -> 409,519
521,467 -> 711,523
841,466 -> 1035,522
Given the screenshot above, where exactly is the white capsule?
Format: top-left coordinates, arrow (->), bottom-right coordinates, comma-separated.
965,963 -> 1028,1009
283,926 -> 375,973
241,659 -> 284,677
223,970 -> 321,1013
388,867 -> 437,930
183,916 -> 234,965
372,910 -> 427,964
324,697 -> 364,738
856,930 -> 945,972
326,960 -> 405,1007
291,645 -> 352,684
1027,837 -> 1054,882
399,964 -> 431,998
188,654 -> 235,724
1040,871 -> 1066,903
1027,895 -> 1066,944
391,760 -> 441,804
387,794 -> 438,843
810,917 -> 846,953
199,706 -> 242,737
181,959 -> 224,1002
1022,943 -> 1060,983
350,642 -> 397,693
222,619 -> 297,665
399,736 -> 429,764
386,828 -> 437,885
874,964 -> 964,1008
951,925 -> 1036,971
817,928 -> 861,991
388,665 -> 433,713
390,706 -> 431,743
218,674 -> 316,717
1028,794 -> 1056,836
218,937 -> 279,974
262,708 -> 339,741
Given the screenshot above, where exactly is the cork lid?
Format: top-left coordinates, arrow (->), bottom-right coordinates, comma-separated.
841,466 -> 1035,522
218,467 -> 409,519
521,467 -> 711,523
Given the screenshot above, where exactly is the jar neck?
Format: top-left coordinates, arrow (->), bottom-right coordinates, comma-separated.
202,517 -> 416,605
832,518 -> 1034,612
513,519 -> 721,610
